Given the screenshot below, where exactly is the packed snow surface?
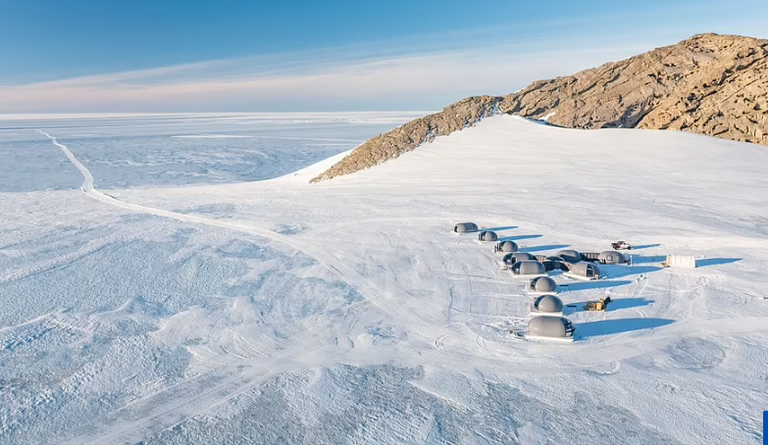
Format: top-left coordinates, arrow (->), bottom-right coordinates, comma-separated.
1,113 -> 767,444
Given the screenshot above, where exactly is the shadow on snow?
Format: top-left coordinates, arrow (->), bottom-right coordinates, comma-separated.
696,258 -> 741,267
631,244 -> 662,250
519,244 -> 571,253
630,255 -> 667,265
559,280 -> 632,292
482,225 -> 517,232
603,265 -> 663,279
565,298 -> 654,313
576,318 -> 673,339
498,234 -> 543,242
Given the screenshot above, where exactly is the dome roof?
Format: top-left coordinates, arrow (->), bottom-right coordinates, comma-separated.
557,249 -> 582,263
503,252 -> 535,265
530,276 -> 558,292
478,230 -> 499,242
496,240 -> 519,253
528,316 -> 575,338
512,260 -> 546,275
568,262 -> 601,279
598,250 -> 626,264
454,222 -> 478,233
534,295 -> 564,313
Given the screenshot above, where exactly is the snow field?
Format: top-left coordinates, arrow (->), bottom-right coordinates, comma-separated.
1,114 -> 766,444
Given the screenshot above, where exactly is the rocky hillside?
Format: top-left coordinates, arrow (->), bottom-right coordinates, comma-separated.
311,33 -> 768,183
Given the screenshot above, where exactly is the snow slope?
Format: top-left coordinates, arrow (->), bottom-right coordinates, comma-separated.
1,114 -> 767,444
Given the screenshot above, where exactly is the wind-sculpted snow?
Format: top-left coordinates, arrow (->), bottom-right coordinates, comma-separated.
138,365 -> 686,445
0,214 -> 371,444
1,114 -> 767,444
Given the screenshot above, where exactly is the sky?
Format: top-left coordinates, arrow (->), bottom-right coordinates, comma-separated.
1,0 -> 767,113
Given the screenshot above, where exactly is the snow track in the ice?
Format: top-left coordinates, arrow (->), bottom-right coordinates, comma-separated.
37,131 -> 94,192
35,130 -> 461,444
10,114 -> 765,445
37,131 -> 444,346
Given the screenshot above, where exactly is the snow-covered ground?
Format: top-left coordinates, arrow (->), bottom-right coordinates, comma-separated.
0,112 -> 422,190
1,113 -> 767,444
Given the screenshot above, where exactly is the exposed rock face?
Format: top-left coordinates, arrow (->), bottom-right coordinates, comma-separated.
310,96 -> 503,182
501,33 -> 768,137
311,33 -> 768,183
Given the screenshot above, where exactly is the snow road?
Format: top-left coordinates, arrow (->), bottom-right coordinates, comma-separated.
36,130 -> 447,347
36,131 -> 94,192
26,129 -> 472,444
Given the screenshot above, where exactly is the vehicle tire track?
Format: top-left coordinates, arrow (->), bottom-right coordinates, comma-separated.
37,130 -> 94,191
0,235 -> 121,284
37,131 -> 450,444
37,131 -> 431,338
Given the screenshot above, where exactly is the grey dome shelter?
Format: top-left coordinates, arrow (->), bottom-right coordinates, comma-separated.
557,249 -> 583,263
503,252 -> 535,267
527,316 -> 575,339
478,230 -> 499,242
566,262 -> 602,280
535,255 -> 566,264
528,276 -> 558,293
598,250 -> 629,265
454,222 -> 479,233
542,260 -> 570,272
494,240 -> 519,253
533,295 -> 564,313
580,252 -> 601,262
510,260 -> 547,276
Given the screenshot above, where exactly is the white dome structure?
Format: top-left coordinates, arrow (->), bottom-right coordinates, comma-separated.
510,260 -> 547,276
454,222 -> 478,233
533,295 -> 564,314
528,276 -> 558,294
598,250 -> 629,264
535,255 -> 566,263
565,262 -> 602,280
503,252 -> 535,267
477,230 -> 499,242
494,240 -> 519,253
557,249 -> 582,263
527,316 -> 575,340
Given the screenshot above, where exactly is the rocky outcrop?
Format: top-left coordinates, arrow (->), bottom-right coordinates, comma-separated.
311,33 -> 768,183
310,96 -> 503,182
500,33 -> 768,137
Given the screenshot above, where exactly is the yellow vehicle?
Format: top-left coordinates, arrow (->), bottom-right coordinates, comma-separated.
583,297 -> 612,311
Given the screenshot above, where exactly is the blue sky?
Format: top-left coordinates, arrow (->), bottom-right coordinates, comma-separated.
1,0 -> 767,113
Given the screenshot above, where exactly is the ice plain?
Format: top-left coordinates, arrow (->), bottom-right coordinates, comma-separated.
0,113 -> 767,444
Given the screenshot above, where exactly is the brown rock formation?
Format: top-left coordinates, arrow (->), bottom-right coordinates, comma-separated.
311,33 -> 768,182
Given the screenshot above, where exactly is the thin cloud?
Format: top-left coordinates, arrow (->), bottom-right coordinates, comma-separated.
0,42 -> 652,113
3,5 -> 766,113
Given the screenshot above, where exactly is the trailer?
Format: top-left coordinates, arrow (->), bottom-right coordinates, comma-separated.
661,255 -> 696,269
